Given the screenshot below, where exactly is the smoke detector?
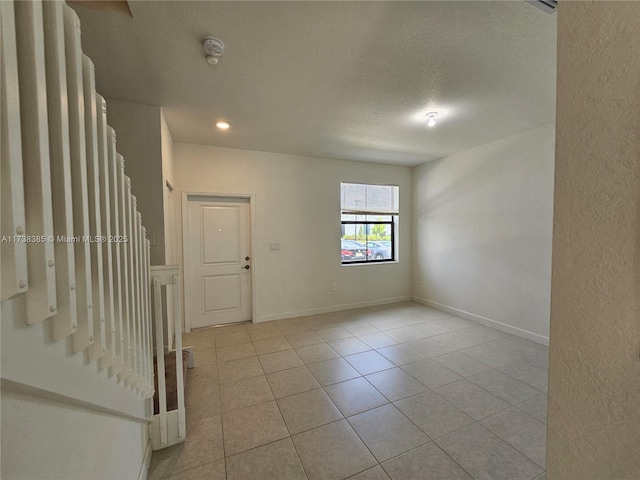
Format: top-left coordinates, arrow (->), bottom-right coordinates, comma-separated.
202,36 -> 224,65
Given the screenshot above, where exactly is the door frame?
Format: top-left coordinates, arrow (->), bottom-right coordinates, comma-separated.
181,192 -> 257,333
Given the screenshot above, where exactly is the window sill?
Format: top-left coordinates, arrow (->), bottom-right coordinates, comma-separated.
341,260 -> 399,267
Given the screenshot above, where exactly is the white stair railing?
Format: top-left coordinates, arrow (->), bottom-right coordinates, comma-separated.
1,0 -> 156,399
0,0 -> 28,303
149,265 -> 186,450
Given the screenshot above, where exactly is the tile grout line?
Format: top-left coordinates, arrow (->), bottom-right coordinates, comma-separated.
434,421 -> 545,477
213,344 -> 229,478
260,338 -> 311,480
176,305 -> 548,480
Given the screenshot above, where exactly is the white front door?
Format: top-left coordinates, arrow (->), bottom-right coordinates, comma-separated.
186,196 -> 252,327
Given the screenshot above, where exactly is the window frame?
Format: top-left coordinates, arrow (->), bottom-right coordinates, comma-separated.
340,181 -> 399,266
340,212 -> 396,264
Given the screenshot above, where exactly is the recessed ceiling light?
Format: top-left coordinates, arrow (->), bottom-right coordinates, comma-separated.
216,121 -> 230,130
425,112 -> 438,127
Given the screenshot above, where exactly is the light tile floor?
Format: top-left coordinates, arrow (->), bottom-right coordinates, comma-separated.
148,302 -> 548,480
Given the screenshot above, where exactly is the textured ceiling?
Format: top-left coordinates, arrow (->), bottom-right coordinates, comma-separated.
71,1 -> 557,166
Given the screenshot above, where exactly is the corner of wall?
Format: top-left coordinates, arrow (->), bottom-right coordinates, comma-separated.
160,109 -> 175,188
546,2 -> 640,478
106,100 -> 166,264
411,126 -> 555,339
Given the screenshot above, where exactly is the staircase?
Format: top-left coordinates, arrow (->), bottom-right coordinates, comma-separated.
0,1 -> 185,476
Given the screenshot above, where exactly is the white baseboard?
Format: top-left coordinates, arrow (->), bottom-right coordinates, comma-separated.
256,296 -> 412,323
138,440 -> 153,480
412,296 -> 549,346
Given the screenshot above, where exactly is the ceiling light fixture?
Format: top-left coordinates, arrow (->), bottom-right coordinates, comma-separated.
216,121 -> 230,130
425,112 -> 438,127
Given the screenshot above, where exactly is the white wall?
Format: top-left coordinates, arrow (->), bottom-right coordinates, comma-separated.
412,124 -> 555,342
547,2 -> 640,478
1,290 -> 150,479
106,100 -> 165,265
173,143 -> 413,323
1,388 -> 149,480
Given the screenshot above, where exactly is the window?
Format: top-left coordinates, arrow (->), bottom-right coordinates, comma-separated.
341,182 -> 399,264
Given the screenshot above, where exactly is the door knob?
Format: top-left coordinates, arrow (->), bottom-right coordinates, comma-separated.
243,265 -> 250,270
245,256 -> 250,261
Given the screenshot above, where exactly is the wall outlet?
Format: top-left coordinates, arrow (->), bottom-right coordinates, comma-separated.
417,275 -> 422,285
331,282 -> 337,291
